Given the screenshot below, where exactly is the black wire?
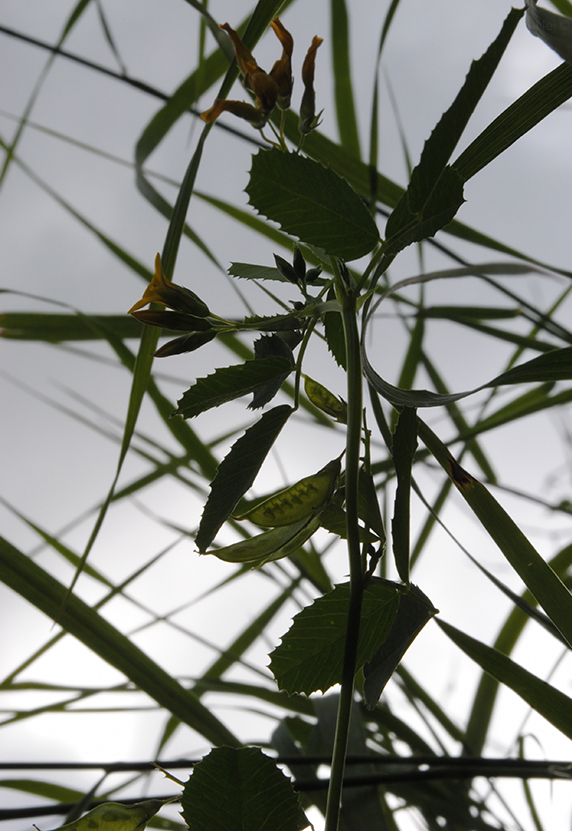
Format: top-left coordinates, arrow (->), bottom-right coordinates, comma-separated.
0,23 -> 266,150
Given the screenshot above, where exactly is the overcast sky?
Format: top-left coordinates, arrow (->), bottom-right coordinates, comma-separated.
2,2 -> 572,828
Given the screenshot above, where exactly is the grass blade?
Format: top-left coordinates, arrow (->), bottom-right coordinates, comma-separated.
438,619 -> 572,741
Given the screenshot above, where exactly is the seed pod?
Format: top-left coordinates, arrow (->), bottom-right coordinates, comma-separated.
154,329 -> 216,357
305,265 -> 322,284
292,245 -> 306,281
274,253 -> 298,283
48,799 -> 166,831
304,375 -> 347,423
237,456 -> 341,527
131,309 -> 213,332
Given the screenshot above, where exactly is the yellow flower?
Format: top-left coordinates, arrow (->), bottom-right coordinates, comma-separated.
128,254 -> 210,317
299,36 -> 323,135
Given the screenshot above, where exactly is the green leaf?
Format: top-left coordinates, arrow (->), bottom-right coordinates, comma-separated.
391,407 -> 418,584
364,344 -> 572,409
437,619 -> 572,741
246,148 -> 380,261
47,799 -> 168,831
228,262 -> 286,282
207,515 -> 322,567
0,536 -> 238,748
363,585 -> 437,708
181,747 -> 309,831
195,405 -> 292,552
454,60 -> 572,183
319,503 -> 380,543
386,8 -> 523,245
250,335 -> 295,409
384,165 -> 465,255
269,580 -> 400,695
491,346 -> 572,385
331,0 -> 361,158
173,357 -> 292,419
419,421 -> 572,649
0,313 -> 143,342
324,288 -> 347,369
357,468 -> 386,542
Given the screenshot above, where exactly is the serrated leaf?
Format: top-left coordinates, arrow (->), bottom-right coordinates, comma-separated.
358,468 -> 386,542
319,503 -> 379,543
229,262 -> 287,282
385,8 -> 523,252
363,585 -> 437,708
384,166 -> 465,255
195,405 -> 292,552
324,289 -> 347,369
173,357 -> 292,419
207,515 -> 322,567
181,747 -> 309,831
270,581 -> 400,695
250,335 -> 295,409
246,148 -> 380,261
237,312 -> 302,332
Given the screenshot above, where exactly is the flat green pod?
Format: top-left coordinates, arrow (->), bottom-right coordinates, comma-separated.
303,374 -> 347,423
208,515 -> 323,567
237,457 -> 341,527
47,799 -> 167,831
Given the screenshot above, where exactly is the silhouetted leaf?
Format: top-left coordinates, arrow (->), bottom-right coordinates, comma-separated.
364,585 -> 437,708
391,407 -> 417,583
385,8 -> 523,253
358,468 -> 386,542
270,581 -> 400,694
229,262 -> 286,282
246,148 -> 380,260
364,345 -> 572,408
181,747 -> 309,831
250,335 -> 295,409
195,405 -> 292,552
173,357 -> 292,418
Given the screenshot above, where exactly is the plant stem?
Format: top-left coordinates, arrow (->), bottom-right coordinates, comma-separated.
324,263 -> 364,831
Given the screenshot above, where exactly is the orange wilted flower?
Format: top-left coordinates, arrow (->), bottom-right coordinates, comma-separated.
299,36 -> 323,135
128,254 -> 210,318
202,19 -> 296,129
269,18 -> 294,109
128,255 -> 216,357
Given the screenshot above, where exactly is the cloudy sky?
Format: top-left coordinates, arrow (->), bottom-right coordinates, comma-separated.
2,2 -> 572,828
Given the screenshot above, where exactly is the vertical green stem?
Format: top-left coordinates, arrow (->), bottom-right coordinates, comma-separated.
324,262 -> 364,831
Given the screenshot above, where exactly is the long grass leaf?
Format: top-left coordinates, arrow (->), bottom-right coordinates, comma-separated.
419,420 -> 572,649
0,535 -> 239,747
330,0 -> 361,157
0,0 -> 92,188
465,542 -> 572,754
454,62 -> 572,182
438,619 -> 572,741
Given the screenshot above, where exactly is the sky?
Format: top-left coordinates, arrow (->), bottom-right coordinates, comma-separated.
1,1 -> 572,829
